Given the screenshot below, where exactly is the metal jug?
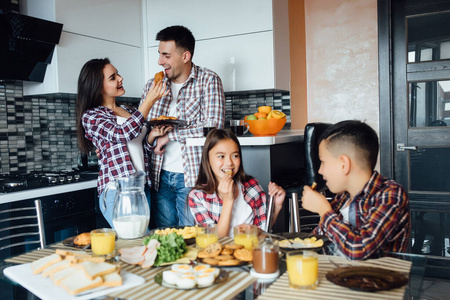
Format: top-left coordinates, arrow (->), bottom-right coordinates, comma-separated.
102,171 -> 149,239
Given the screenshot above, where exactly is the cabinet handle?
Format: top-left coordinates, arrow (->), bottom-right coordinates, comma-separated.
397,143 -> 418,151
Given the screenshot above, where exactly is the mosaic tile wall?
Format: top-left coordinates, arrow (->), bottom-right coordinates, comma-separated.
0,81 -> 290,174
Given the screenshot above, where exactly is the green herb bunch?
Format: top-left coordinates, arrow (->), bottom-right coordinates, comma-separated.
143,233 -> 188,266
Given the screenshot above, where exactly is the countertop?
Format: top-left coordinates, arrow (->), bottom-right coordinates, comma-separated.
186,129 -> 304,146
0,180 -> 97,205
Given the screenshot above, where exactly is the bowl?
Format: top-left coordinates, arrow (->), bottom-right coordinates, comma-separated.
244,118 -> 287,136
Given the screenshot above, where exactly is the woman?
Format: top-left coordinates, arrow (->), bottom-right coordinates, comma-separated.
75,58 -> 170,227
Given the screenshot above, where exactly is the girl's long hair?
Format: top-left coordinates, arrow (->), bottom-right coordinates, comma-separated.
75,58 -> 110,154
193,129 -> 253,194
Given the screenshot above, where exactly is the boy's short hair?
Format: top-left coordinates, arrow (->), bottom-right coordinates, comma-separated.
319,120 -> 379,170
156,25 -> 195,59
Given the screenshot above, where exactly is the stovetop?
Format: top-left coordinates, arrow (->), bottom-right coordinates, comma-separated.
0,170 -> 98,193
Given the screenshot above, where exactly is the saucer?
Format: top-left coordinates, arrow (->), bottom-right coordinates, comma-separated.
250,268 -> 280,282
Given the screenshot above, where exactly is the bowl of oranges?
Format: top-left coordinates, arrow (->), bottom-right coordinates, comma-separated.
244,106 -> 287,136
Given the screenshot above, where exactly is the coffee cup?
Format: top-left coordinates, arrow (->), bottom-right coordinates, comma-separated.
229,119 -> 249,136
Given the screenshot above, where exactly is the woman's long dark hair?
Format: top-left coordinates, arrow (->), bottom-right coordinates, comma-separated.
193,129 -> 253,194
75,58 -> 110,154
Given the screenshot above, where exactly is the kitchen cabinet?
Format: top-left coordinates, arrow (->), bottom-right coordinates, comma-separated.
21,0 -> 143,97
146,0 -> 290,92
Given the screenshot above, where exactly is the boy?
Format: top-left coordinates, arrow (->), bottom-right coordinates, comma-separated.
302,120 -> 410,260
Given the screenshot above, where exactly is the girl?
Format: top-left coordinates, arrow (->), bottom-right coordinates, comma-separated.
188,129 -> 286,237
75,58 -> 171,227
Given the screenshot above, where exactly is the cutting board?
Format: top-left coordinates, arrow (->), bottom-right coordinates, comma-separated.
4,263 -> 145,300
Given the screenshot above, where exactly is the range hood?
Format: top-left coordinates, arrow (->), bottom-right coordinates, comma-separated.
0,11 -> 63,82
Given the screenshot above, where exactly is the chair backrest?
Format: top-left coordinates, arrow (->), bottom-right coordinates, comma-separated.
0,199 -> 46,256
304,122 -> 333,192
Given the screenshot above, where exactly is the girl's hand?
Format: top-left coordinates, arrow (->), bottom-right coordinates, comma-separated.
217,175 -> 235,204
268,182 -> 286,207
144,81 -> 169,104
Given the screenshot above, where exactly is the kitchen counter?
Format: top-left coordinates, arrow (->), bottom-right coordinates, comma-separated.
0,180 -> 97,204
186,129 -> 304,146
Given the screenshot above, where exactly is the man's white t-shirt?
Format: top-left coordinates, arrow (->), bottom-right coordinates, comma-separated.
161,82 -> 183,173
116,115 -> 147,172
228,183 -> 253,236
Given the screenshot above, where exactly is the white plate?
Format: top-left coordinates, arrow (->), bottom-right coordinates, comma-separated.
4,263 -> 145,300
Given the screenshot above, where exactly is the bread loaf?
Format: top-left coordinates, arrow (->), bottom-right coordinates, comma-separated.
59,269 -> 103,295
102,271 -> 123,287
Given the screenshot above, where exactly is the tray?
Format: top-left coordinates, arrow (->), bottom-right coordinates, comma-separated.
146,119 -> 188,127
326,266 -> 408,292
154,269 -> 229,289
3,263 -> 145,300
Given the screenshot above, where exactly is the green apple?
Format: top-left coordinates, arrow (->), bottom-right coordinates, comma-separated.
246,115 -> 257,120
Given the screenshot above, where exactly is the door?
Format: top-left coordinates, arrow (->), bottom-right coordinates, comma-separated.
380,0 -> 450,277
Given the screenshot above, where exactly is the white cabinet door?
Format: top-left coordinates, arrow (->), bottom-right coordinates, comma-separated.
146,0 -> 272,46
23,0 -> 142,47
148,31 -> 290,92
24,33 -> 143,97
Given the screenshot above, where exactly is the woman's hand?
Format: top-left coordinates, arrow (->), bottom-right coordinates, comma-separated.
144,81 -> 169,105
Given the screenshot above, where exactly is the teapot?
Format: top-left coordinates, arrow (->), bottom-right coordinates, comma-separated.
102,171 -> 150,239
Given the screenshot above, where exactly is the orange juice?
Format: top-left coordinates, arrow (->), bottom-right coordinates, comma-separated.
91,229 -> 115,255
196,233 -> 219,249
286,251 -> 318,289
234,233 -> 258,250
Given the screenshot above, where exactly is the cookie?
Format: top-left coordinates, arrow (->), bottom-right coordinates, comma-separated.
233,248 -> 253,262
197,250 -> 209,259
215,255 -> 234,261
202,258 -> 219,265
221,248 -> 234,255
218,259 -> 241,266
205,242 -> 223,257
224,243 -> 244,250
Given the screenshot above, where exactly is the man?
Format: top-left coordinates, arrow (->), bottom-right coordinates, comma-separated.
140,25 -> 225,227
301,120 -> 410,260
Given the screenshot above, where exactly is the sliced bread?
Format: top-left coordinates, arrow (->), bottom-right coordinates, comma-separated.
30,254 -> 62,275
50,266 -> 78,286
75,261 -> 116,280
41,260 -> 71,277
59,269 -> 103,295
102,271 -> 123,287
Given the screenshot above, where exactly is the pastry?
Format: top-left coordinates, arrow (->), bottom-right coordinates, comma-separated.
218,259 -> 240,266
224,243 -> 244,250
154,71 -> 164,83
202,258 -> 219,265
214,255 -> 234,261
73,233 -> 91,246
221,248 -> 234,255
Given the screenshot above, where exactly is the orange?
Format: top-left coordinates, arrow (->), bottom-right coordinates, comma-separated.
254,112 -> 267,119
267,111 -> 274,119
271,110 -> 286,119
258,106 -> 272,115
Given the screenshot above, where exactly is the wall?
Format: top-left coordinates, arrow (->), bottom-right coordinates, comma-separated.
289,0 -> 379,132
0,81 -> 290,174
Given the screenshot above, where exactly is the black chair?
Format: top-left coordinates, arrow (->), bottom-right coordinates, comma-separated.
287,122 -> 333,233
0,199 -> 46,258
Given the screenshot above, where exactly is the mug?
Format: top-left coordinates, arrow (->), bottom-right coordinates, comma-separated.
229,120 -> 249,136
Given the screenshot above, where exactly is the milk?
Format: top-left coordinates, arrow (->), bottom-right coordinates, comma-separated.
113,215 -> 149,239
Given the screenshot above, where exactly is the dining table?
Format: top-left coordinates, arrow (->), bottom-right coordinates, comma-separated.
0,235 -> 429,300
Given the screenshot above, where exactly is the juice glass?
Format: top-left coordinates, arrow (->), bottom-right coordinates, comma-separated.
286,250 -> 318,289
233,224 -> 258,250
90,228 -> 116,256
195,223 -> 218,249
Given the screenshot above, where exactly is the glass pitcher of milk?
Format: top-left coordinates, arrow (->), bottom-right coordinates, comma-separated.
103,171 -> 150,239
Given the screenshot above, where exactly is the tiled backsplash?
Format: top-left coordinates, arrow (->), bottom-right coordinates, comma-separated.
0,81 -> 290,174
